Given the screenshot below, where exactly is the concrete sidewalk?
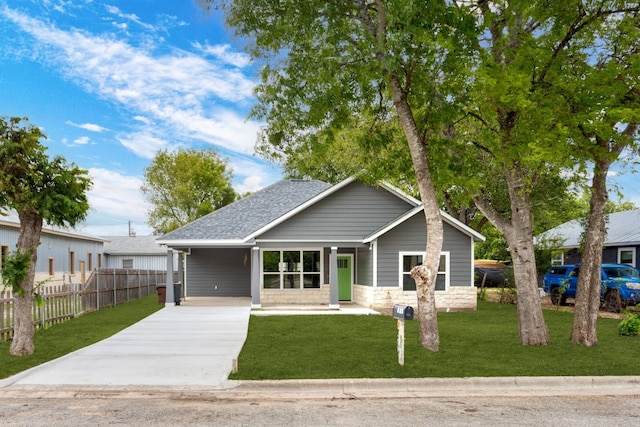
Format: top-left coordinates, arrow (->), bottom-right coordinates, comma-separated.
0,303 -> 251,389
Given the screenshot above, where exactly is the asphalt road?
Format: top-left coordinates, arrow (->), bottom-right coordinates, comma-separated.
1,394 -> 639,426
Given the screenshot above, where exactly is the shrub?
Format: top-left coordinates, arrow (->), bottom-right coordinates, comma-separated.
618,312 -> 640,336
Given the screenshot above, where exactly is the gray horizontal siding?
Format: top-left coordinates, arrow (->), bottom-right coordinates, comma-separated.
376,214 -> 473,287
187,248 -> 251,297
0,225 -> 104,275
258,181 -> 413,241
357,247 -> 373,286
103,255 -> 169,270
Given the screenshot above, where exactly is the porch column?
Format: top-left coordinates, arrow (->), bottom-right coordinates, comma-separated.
251,246 -> 261,308
177,251 -> 184,299
329,246 -> 340,309
165,249 -> 175,307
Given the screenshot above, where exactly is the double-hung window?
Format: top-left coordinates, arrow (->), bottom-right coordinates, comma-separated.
400,252 -> 449,291
262,250 -> 321,289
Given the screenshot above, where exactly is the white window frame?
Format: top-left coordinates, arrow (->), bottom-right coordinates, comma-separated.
618,247 -> 636,266
399,251 -> 450,292
261,248 -> 323,290
551,251 -> 565,266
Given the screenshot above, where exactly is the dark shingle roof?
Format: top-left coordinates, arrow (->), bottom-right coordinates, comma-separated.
159,180 -> 331,241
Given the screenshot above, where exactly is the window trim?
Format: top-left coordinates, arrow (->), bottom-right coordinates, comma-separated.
69,251 -> 75,274
399,251 -> 450,292
618,247 -> 635,266
261,248 -> 323,290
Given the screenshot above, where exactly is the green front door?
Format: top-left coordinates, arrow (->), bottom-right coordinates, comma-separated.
338,255 -> 352,301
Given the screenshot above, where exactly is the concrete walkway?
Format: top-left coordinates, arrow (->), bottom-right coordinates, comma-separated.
0,301 -> 251,390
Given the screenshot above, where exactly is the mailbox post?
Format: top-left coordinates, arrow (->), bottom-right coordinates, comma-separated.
392,304 -> 414,366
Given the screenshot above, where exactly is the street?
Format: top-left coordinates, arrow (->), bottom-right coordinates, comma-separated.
1,394 -> 639,426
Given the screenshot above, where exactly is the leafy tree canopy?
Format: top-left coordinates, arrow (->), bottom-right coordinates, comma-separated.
0,116 -> 91,227
142,148 -> 237,234
0,116 -> 92,356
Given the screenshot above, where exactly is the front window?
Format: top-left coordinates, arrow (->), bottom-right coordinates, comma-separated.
618,248 -> 635,266
262,249 -> 321,289
400,252 -> 449,291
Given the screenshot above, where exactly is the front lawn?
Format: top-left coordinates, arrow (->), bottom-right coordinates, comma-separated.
231,300 -> 639,379
0,295 -> 162,380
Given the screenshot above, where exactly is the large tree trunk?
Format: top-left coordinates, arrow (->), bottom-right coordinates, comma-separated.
474,163 -> 550,345
571,160 -> 610,346
390,75 -> 443,352
10,211 -> 43,356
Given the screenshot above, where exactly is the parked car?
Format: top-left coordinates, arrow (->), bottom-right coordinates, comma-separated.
474,260 -> 511,287
542,263 -> 640,312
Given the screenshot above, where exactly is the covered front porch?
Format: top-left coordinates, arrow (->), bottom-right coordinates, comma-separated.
164,245 -> 357,309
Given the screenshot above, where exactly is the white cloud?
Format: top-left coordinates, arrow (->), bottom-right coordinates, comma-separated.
192,42 -> 251,68
230,157 -> 281,194
74,136 -> 90,145
116,132 -> 169,159
81,168 -> 152,236
104,5 -> 155,31
66,121 -> 108,132
1,6 -> 259,157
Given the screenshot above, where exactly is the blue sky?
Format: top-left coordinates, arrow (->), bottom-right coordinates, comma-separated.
1,1 -> 638,237
0,0 -> 281,236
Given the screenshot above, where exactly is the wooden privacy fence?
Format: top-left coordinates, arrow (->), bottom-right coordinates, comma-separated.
0,268 -> 172,343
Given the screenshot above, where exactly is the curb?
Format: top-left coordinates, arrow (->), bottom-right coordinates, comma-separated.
1,377 -> 639,400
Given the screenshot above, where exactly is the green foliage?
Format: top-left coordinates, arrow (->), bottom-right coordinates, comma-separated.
206,0 -> 478,172
535,236 -> 566,277
1,248 -> 32,296
1,116 -> 92,355
618,312 -> 640,336
141,148 -> 237,234
0,116 -> 91,228
474,224 -> 510,261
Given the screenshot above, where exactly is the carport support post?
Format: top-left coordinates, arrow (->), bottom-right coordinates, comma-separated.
177,251 -> 184,298
251,247 -> 261,308
329,247 -> 340,309
165,249 -> 175,307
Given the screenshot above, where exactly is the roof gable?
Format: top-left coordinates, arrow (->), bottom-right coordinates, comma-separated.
253,179 -> 418,241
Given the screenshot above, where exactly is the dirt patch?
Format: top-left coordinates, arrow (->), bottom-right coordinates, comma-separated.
481,290 -> 626,320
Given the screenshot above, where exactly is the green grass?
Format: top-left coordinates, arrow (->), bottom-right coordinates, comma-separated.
0,295 -> 162,380
231,300 -> 640,379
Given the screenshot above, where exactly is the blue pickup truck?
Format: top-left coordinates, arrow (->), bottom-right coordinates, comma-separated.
543,264 -> 640,312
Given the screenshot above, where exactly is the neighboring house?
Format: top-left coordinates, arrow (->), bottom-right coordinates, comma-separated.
102,235 -> 172,271
0,219 -> 106,284
157,178 -> 484,312
538,209 -> 640,267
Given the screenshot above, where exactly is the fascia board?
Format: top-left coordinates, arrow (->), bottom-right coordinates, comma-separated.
155,239 -> 251,247
363,206 -> 486,243
363,206 -> 423,243
379,182 -> 421,206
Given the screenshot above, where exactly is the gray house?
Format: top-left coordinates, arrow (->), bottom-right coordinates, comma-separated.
157,178 -> 484,311
539,209 -> 640,267
0,219 -> 106,284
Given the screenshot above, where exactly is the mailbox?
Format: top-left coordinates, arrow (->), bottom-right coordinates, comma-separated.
393,304 -> 414,320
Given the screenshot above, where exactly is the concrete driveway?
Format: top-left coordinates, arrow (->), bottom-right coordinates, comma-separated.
1,298 -> 251,390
